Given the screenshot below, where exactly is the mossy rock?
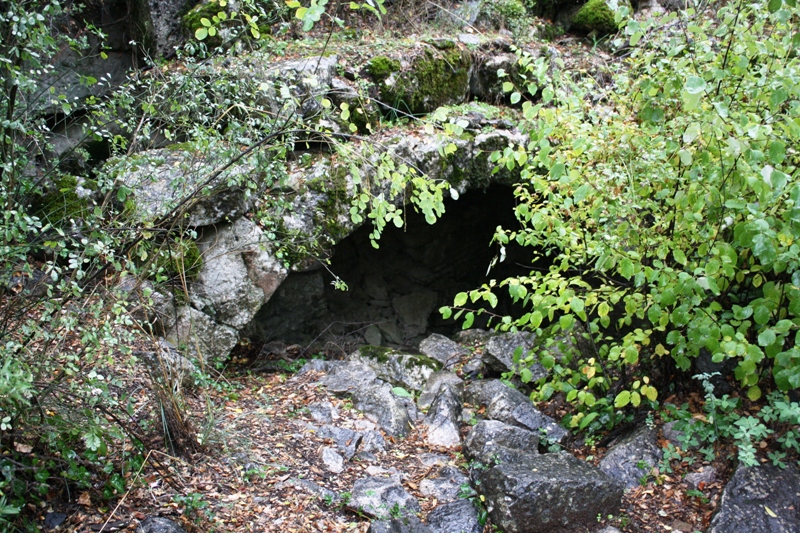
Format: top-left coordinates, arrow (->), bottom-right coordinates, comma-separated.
476,0 -> 529,32
309,164 -> 352,242
571,0 -> 620,35
358,345 -> 394,364
32,175 -> 95,227
367,46 -> 472,117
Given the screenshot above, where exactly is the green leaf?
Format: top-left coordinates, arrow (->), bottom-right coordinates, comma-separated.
619,258 -> 634,279
502,82 -> 514,93
615,390 -> 631,408
463,312 -> 475,329
758,328 -> 776,346
768,0 -> 782,12
579,412 -> 599,429
510,92 -> 521,105
747,385 -> 762,401
392,387 -> 412,398
598,301 -> 610,317
454,292 -> 467,307
685,76 -> 707,95
683,123 -> 701,144
439,306 -> 452,319
195,27 -> 208,40
673,249 -> 687,265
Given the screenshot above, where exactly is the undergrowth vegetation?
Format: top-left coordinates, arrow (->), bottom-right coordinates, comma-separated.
443,0 -> 800,466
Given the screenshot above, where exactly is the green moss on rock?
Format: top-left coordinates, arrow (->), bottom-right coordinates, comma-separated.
404,353 -> 442,371
571,0 -> 619,35
32,175 -> 93,226
368,46 -> 472,116
359,345 -> 393,363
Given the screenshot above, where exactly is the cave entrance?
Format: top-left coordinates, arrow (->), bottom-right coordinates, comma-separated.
245,184 -> 530,353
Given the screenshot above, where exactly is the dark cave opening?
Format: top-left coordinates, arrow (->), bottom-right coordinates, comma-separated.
244,184 -> 534,352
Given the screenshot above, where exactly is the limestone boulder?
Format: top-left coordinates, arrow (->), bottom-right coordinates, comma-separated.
418,371 -> 463,411
709,463 -> 800,533
465,380 -> 568,443
117,148 -> 256,227
419,334 -> 468,369
320,361 -> 379,394
164,305 -> 238,362
426,499 -> 483,533
419,466 -> 469,502
369,516 -> 432,533
483,331 -> 544,380
349,476 -> 421,520
353,382 -> 415,437
478,452 -> 625,533
599,426 -> 662,488
191,218 -> 286,329
464,420 -> 539,466
349,347 -> 442,393
137,516 -> 188,533
423,385 -> 463,448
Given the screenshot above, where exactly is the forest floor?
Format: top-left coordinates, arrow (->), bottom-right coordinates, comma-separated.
37,340 -> 729,533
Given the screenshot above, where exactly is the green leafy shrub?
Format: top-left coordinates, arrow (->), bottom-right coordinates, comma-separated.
445,2 -> 800,435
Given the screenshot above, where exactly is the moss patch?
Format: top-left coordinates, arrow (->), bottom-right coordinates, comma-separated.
403,353 -> 443,371
368,46 -> 472,116
571,0 -> 619,35
309,164 -> 351,242
358,345 -> 394,363
32,175 -> 94,227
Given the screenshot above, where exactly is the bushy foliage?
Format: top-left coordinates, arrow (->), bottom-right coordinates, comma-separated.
445,0 -> 800,443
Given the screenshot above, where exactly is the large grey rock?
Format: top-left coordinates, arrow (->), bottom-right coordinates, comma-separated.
192,218 -> 286,329
350,348 -> 442,393
164,305 -> 238,362
137,517 -> 188,533
419,466 -> 469,502
709,463 -> 800,533
426,499 -> 483,533
465,380 -> 568,443
464,420 -> 539,466
369,516 -> 432,533
419,334 -> 468,369
479,452 -> 625,533
308,401 -> 339,424
418,372 -> 463,411
483,331 -> 546,381
349,477 -> 421,520
353,382 -> 415,437
320,361 -> 379,394
117,149 -> 256,227
424,385 -> 462,448
599,426 -> 662,488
